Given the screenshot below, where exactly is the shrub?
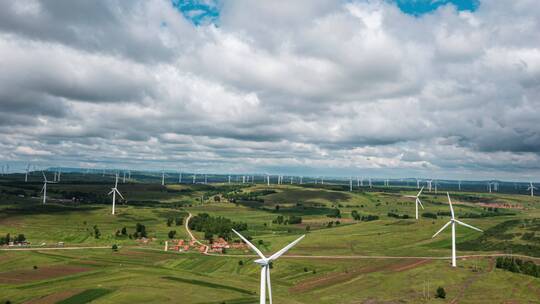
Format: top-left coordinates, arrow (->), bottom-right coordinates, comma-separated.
436,287 -> 446,299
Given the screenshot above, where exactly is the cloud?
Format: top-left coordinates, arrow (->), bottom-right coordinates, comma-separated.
0,0 -> 539,180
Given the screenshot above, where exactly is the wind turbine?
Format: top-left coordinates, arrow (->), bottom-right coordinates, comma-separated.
527,182 -> 537,197
427,180 -> 433,192
108,174 -> 124,215
232,229 -> 305,304
25,164 -> 30,182
405,186 -> 424,220
432,192 -> 483,267
161,170 -> 165,186
40,172 -> 57,204
349,177 -> 353,192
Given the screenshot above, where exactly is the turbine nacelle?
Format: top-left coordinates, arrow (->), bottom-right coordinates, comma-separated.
254,258 -> 269,266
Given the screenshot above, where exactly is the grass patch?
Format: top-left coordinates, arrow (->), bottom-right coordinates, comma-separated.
56,288 -> 112,304
162,276 -> 255,295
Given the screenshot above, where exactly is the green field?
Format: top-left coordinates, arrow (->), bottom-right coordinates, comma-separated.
1,174 -> 539,303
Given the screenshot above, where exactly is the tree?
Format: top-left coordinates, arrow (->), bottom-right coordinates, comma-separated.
121,227 -> 127,235
16,234 -> 25,243
135,223 -> 147,238
436,287 -> 446,299
112,244 -> 118,251
167,218 -> 173,227
175,217 -> 183,226
168,230 -> 177,239
214,196 -> 221,202
306,225 -> 311,232
238,260 -> 244,266
93,225 -> 101,239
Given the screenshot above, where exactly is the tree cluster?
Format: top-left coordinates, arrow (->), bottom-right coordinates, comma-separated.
326,208 -> 341,218
272,215 -> 303,225
496,256 -> 540,277
387,212 -> 410,219
351,210 -> 379,222
0,233 -> 26,245
188,213 -> 247,241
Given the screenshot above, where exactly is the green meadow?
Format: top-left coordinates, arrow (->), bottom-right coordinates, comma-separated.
1,174 -> 539,303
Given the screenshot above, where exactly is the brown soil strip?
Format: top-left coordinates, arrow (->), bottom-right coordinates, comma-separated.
290,259 -> 430,293
0,265 -> 89,284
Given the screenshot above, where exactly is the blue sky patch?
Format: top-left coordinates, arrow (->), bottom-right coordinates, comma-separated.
172,0 -> 220,26
393,0 -> 479,16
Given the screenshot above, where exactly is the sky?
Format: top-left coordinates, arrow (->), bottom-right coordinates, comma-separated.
0,0 -> 539,181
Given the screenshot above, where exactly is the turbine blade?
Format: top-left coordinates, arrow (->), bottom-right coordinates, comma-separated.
447,192 -> 455,219
42,171 -> 47,182
115,189 -> 125,200
416,186 -> 424,197
108,189 -> 114,195
454,219 -> 483,232
417,198 -> 424,209
268,235 -> 305,261
266,266 -> 272,304
432,221 -> 452,238
232,229 -> 266,259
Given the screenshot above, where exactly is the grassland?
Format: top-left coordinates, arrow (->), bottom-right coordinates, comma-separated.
1,173 -> 539,303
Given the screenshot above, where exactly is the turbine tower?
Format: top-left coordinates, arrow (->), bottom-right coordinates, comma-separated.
527,182 -> 537,197
432,192 -> 483,267
232,229 -> 305,304
108,174 -> 124,215
161,170 -> 165,186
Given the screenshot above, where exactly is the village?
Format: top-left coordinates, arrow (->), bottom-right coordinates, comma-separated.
164,238 -> 248,254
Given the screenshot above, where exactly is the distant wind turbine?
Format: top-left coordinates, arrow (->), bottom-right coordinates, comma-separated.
161,170 -> 165,186
232,229 -> 305,304
413,187 -> 424,220
41,171 -> 57,204
108,174 -> 124,215
527,182 -> 537,197
432,193 -> 483,267
25,163 -> 30,182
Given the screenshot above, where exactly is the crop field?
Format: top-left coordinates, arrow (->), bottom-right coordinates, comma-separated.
1,173 -> 540,303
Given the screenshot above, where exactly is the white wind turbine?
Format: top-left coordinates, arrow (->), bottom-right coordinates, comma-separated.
232,229 -> 305,304
161,170 -> 165,186
405,186 -> 425,220
108,174 -> 124,215
527,182 -> 537,197
40,172 -> 57,204
25,163 -> 30,182
432,192 -> 483,267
